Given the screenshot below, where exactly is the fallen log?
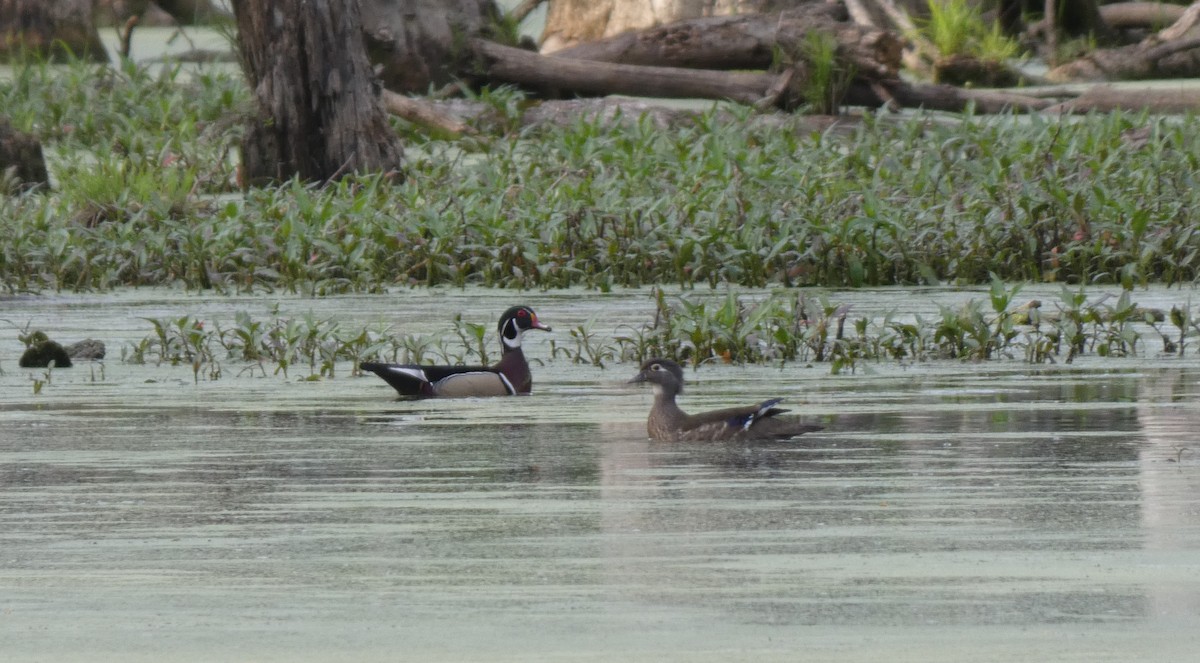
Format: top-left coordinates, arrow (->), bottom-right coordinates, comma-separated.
1100,2 -> 1187,31
1048,2 -> 1200,81
472,39 -> 1051,114
412,96 -> 870,135
381,89 -> 475,137
549,7 -> 902,79
1041,84 -> 1200,113
854,80 -> 1055,113
472,39 -> 781,106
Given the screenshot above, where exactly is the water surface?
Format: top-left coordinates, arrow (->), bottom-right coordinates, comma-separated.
2,287 -> 1200,662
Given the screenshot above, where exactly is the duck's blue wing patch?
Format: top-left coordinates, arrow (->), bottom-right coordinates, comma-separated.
725,398 -> 784,431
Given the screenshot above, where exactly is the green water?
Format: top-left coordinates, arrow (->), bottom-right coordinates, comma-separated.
2,286 -> 1199,661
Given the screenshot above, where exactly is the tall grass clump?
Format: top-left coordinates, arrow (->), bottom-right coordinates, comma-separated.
923,0 -> 1020,60
805,31 -> 855,114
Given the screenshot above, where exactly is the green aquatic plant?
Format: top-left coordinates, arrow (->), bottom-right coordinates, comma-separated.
31,366 -> 51,394
121,288 -> 1200,383
4,58 -> 1200,293
799,31 -> 854,115
130,311 -> 477,380
923,0 -> 1019,60
617,289 -> 1200,371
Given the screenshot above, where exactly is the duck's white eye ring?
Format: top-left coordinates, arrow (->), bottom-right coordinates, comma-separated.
651,363 -> 663,371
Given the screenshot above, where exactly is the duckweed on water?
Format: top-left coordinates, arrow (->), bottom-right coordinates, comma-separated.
2,61 -> 1200,293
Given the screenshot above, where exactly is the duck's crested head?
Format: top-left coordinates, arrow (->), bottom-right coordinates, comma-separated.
629,358 -> 685,393
499,305 -> 551,334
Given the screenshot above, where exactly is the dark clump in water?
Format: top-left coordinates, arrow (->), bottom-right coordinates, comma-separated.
18,331 -> 72,368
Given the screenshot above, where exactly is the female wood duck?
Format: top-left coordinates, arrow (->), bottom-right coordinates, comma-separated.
629,358 -> 823,442
360,306 -> 550,398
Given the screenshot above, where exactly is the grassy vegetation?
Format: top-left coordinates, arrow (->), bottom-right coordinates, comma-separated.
110,285 -> 1200,383
1,59 -> 1199,298
923,0 -> 1021,61
798,31 -> 854,115
608,285 -> 1199,372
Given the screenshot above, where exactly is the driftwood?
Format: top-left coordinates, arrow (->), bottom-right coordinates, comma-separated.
397,2 -> 1200,122
415,96 -> 870,135
1048,2 -> 1200,81
382,89 -> 475,136
1100,2 -> 1187,30
852,80 -> 1054,113
551,6 -> 902,79
473,39 -> 1051,114
473,39 -> 783,106
1043,84 -> 1200,113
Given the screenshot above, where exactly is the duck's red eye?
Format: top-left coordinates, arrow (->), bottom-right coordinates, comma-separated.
518,309 -> 529,317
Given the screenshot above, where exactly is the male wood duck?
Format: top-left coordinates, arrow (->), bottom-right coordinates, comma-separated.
360,306 -> 551,398
629,358 -> 823,442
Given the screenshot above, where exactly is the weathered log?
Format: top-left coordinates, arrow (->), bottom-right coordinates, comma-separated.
472,38 -> 782,106
1100,2 -> 1187,30
852,80 -> 1055,113
382,89 -> 475,137
1048,2 -> 1200,81
0,117 -> 49,193
1048,35 -> 1200,80
424,96 -> 867,135
1042,84 -> 1200,113
550,8 -> 902,80
471,38 -> 1050,114
541,0 -> 803,53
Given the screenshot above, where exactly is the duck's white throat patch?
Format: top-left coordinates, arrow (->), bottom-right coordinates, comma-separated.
501,320 -> 523,350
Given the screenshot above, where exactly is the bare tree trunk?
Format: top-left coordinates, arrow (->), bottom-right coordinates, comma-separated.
233,0 -> 404,186
0,116 -> 48,193
0,0 -> 107,62
359,0 -> 501,93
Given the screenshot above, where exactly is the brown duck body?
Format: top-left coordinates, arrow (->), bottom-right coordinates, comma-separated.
360,306 -> 549,399
631,359 -> 822,442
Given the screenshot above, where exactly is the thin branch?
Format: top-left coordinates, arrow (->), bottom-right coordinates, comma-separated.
381,89 -> 475,137
1142,34 -> 1200,62
119,15 -> 139,59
